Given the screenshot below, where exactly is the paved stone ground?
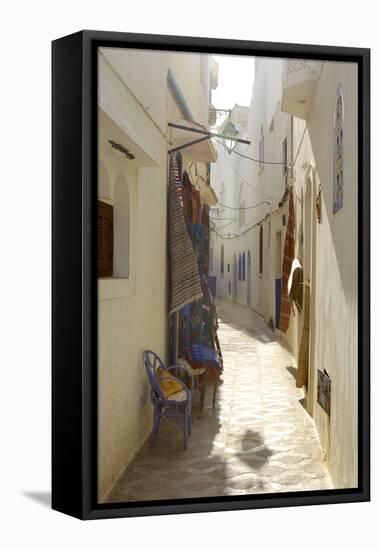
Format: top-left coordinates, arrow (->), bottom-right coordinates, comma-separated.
107,299 -> 332,502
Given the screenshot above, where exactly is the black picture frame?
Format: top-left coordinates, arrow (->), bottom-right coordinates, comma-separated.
52,30 -> 370,520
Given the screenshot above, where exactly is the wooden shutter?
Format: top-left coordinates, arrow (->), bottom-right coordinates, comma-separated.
98,200 -> 113,277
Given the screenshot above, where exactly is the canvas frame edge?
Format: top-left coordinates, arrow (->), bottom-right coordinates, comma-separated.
52,30 -> 370,520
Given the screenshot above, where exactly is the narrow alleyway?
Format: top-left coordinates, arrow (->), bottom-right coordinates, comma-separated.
108,299 -> 332,502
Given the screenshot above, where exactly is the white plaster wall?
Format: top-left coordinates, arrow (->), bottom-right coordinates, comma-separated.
211,57 -> 358,489
169,52 -> 209,125
210,140 -> 242,300
211,63 -> 290,329
305,62 -> 358,488
100,48 -> 168,133
98,110 -> 168,503
282,60 -> 358,488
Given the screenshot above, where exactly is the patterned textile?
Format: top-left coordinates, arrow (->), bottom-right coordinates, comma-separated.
181,172 -> 192,223
181,171 -> 202,224
279,188 -> 295,333
296,283 -> 310,388
202,205 -> 210,276
288,258 -> 303,312
190,186 -> 202,224
190,344 -> 223,371
168,154 -> 203,314
201,273 -> 219,346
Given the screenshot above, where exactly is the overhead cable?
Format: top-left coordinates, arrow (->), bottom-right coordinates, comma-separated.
217,200 -> 270,211
214,139 -> 284,200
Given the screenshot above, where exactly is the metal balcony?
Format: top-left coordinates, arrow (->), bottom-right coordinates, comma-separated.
281,59 -> 322,119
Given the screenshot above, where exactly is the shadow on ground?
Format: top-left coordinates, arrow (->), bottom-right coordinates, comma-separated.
22,491 -> 51,508
107,391 -> 225,502
106,298 -> 332,502
286,366 -> 298,380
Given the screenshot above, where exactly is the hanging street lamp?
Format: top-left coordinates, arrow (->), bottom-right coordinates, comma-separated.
221,118 -> 239,154
167,108 -> 249,155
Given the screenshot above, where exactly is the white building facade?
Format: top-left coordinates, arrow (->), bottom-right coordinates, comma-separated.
211,57 -> 358,489
97,48 -> 218,502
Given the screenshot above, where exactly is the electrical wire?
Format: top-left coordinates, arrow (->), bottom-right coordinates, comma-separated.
213,167 -> 287,237
216,122 -> 308,176
214,136 -> 289,166
215,220 -> 235,232
230,146 -> 290,166
214,205 -> 280,240
213,202 -> 273,239
209,216 -> 236,221
214,138 -> 284,201
211,122 -> 308,240
217,200 -> 270,211
214,218 -> 265,239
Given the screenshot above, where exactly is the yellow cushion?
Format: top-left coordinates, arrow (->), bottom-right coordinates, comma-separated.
157,367 -> 183,399
166,390 -> 187,402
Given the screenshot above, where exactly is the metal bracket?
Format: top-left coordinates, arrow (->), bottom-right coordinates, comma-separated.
168,135 -> 210,154
167,122 -> 250,155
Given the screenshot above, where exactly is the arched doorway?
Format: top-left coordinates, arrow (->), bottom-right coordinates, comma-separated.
232,254 -> 237,302
247,251 -> 252,305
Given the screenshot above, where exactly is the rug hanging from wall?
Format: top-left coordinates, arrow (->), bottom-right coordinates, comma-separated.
168,153 -> 203,313
279,188 -> 295,333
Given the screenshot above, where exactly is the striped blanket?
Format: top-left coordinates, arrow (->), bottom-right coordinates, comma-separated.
279,188 -> 295,333
168,154 -> 203,314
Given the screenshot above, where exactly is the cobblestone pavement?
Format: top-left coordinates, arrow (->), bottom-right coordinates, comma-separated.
108,299 -> 332,502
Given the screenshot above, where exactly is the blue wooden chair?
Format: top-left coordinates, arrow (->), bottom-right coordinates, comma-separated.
144,350 -> 194,449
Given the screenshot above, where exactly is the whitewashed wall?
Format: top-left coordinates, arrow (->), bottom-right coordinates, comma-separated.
211,62 -> 290,330
288,61 -> 358,488
211,57 -> 358,489
98,48 -> 212,502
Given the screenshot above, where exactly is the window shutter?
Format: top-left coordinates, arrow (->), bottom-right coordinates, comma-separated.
98,200 -> 113,277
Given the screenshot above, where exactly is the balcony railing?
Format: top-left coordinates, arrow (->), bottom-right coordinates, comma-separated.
281,59 -> 322,119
